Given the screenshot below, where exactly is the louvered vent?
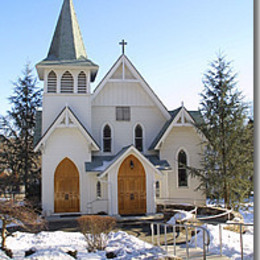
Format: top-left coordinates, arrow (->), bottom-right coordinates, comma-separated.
78,71 -> 87,93
61,71 -> 74,93
47,71 -> 57,93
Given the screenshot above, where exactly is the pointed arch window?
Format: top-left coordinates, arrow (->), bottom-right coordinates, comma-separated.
135,124 -> 143,152
178,150 -> 188,187
97,181 -> 101,198
78,71 -> 87,93
155,181 -> 160,198
103,125 -> 111,152
61,71 -> 74,93
47,71 -> 57,93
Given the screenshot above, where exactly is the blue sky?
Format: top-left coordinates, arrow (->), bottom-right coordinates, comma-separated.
0,0 -> 253,116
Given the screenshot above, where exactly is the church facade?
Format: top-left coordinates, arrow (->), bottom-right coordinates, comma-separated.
34,0 -> 205,216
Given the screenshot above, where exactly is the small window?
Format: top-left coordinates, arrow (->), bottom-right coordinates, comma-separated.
78,71 -> 87,93
47,71 -> 57,93
155,181 -> 160,198
103,125 -> 111,152
97,181 -> 101,198
116,107 -> 130,121
135,124 -> 143,152
178,150 -> 188,187
61,71 -> 73,93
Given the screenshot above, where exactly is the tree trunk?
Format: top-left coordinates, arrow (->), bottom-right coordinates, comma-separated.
1,219 -> 7,249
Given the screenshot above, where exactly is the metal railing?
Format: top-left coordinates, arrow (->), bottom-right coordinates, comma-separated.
148,221 -> 210,259
209,221 -> 253,260
148,221 -> 253,260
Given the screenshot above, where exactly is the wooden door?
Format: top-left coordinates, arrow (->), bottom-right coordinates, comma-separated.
54,158 -> 80,213
118,155 -> 146,215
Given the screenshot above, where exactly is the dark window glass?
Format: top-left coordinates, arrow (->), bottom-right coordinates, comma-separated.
103,125 -> 111,152
135,124 -> 143,152
178,150 -> 188,187
116,107 -> 130,121
97,181 -> 101,198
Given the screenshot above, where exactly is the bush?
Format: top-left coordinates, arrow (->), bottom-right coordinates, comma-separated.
77,215 -> 116,252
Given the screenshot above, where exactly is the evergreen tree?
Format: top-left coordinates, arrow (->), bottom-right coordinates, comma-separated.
191,54 -> 253,209
0,64 -> 42,199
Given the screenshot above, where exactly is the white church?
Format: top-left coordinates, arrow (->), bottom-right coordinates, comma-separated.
34,0 -> 205,216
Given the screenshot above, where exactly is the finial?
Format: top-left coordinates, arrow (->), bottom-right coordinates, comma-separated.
119,39 -> 127,55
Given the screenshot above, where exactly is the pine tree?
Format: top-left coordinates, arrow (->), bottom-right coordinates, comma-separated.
191,54 -> 253,209
0,64 -> 42,199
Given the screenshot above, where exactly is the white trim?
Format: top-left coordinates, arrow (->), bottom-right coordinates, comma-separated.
98,145 -> 163,179
175,147 -> 190,189
107,79 -> 140,83
155,107 -> 198,150
100,122 -> 114,154
92,55 -> 171,121
34,107 -> 99,152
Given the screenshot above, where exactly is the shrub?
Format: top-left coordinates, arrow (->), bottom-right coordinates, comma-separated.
77,215 -> 116,252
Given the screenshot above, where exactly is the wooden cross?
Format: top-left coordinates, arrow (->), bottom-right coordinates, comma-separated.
119,39 -> 127,54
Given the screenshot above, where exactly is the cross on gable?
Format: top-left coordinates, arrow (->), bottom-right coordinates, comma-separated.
119,39 -> 127,54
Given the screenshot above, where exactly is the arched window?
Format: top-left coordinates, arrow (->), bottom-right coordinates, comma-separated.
47,71 -> 57,93
155,181 -> 160,198
103,125 -> 111,152
135,124 -> 143,152
97,181 -> 101,198
61,71 -> 73,93
178,150 -> 188,187
78,71 -> 87,93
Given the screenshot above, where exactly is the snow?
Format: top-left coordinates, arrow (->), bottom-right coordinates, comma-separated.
167,210 -> 194,225
0,231 -> 164,260
188,197 -> 254,259
189,223 -> 254,260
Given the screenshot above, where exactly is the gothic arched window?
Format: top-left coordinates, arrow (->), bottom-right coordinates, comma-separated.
103,125 -> 111,152
47,71 -> 57,93
135,124 -> 143,152
78,71 -> 87,93
61,71 -> 73,93
178,150 -> 188,187
155,181 -> 160,198
97,181 -> 101,198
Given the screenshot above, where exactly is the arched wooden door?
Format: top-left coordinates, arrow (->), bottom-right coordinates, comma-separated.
118,155 -> 146,215
54,158 -> 80,213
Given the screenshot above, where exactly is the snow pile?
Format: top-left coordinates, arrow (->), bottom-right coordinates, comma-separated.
0,231 -> 164,260
167,210 -> 194,225
189,223 -> 254,259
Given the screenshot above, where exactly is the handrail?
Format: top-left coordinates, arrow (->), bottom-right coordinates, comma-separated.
148,221 -> 210,259
197,207 -> 233,221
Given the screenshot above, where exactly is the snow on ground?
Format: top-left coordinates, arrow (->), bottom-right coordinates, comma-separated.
188,197 -> 254,260
167,210 -> 194,225
0,231 -> 164,260
189,223 -> 254,260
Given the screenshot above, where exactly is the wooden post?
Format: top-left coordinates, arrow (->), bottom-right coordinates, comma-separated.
203,230 -> 206,260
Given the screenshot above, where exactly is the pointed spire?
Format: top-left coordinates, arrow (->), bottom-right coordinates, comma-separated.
47,0 -> 87,61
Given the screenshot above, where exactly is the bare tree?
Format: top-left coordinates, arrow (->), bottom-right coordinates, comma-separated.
0,199 -> 45,249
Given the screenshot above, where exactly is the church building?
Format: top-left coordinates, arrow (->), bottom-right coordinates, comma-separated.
34,0 -> 205,216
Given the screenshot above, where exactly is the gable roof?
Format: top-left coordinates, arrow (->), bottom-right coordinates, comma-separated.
92,54 -> 171,120
34,106 -> 100,152
86,145 -> 166,178
149,106 -> 203,150
36,0 -> 98,81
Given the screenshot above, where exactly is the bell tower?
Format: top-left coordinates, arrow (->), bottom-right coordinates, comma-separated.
36,0 -> 98,133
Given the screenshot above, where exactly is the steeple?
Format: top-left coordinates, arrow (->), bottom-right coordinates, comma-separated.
36,0 -> 98,81
47,0 -> 87,61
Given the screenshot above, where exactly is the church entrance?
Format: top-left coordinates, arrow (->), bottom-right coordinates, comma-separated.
54,158 -> 80,213
118,155 -> 146,215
